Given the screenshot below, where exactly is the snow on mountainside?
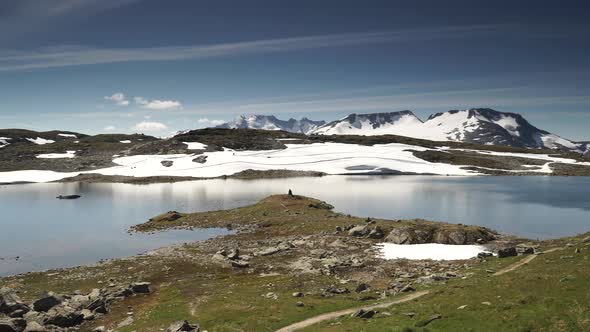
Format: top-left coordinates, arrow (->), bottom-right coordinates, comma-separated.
311,111 -> 424,136
312,108 -> 585,152
216,115 -> 325,134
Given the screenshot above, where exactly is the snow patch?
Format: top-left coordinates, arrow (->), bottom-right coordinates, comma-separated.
119,140 -> 132,144
26,137 -> 55,145
0,137 -> 11,148
183,142 -> 207,150
376,243 -> 489,260
36,151 -> 76,159
58,133 -> 77,138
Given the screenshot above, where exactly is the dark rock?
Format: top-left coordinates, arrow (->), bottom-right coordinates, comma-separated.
166,320 -> 200,332
0,288 -> 29,316
56,195 -> 81,200
230,260 -> 249,268
191,155 -> 208,164
385,225 -> 496,245
368,226 -> 385,239
130,282 -> 151,294
352,309 -> 376,319
355,283 -> 369,293
161,160 -> 174,167
498,247 -> 518,258
44,306 -> 83,328
226,249 -> 240,260
477,252 -> 493,259
0,318 -> 26,332
415,314 -> 442,327
32,293 -> 62,312
323,286 -> 350,295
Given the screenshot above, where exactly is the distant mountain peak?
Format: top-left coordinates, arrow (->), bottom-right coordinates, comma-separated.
216,114 -> 325,134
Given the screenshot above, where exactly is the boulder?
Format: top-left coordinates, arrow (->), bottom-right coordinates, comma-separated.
386,225 -> 496,245
166,320 -> 200,332
161,160 -> 174,167
23,321 -> 45,332
192,155 -> 208,164
368,227 -> 385,239
0,318 -> 26,332
477,252 -> 493,259
348,226 -> 370,237
498,247 -> 518,258
44,306 -> 83,328
0,288 -> 29,316
352,309 -> 375,319
32,293 -> 62,312
130,282 -> 151,294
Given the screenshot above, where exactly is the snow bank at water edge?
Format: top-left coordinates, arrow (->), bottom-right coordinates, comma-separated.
36,151 -> 77,159
376,243 -> 490,260
26,137 -> 55,145
120,140 -> 132,144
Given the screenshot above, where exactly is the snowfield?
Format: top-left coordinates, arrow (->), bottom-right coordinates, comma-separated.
1,142 -> 589,183
119,140 -> 132,144
376,243 -> 490,260
36,151 -> 77,159
0,142 -> 475,183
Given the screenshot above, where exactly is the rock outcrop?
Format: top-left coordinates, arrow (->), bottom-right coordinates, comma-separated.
384,225 -> 496,245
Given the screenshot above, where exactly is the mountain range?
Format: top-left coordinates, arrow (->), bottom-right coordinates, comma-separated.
216,109 -> 589,154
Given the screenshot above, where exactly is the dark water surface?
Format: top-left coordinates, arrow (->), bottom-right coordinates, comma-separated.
1,176 -> 589,276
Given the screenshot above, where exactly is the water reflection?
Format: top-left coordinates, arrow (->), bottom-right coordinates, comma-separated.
1,176 -> 589,276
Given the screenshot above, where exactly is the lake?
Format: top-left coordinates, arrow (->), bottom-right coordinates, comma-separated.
1,175 -> 589,276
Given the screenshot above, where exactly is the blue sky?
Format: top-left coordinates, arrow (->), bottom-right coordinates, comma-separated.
0,0 -> 589,140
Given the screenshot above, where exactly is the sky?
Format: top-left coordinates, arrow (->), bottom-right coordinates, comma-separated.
0,0 -> 589,140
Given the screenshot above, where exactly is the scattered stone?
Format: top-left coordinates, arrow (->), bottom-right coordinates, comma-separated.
93,327 -> 106,332
295,301 -> 304,307
575,248 -> 581,254
516,244 -> 535,255
230,260 -> 250,268
292,292 -> 304,298
167,320 -> 200,332
481,301 -> 492,306
497,247 -> 517,258
323,285 -> 350,295
457,305 -> 468,310
227,249 -> 240,260
0,288 -> 30,316
117,316 -> 134,328
415,314 -> 442,327
404,312 -> 416,318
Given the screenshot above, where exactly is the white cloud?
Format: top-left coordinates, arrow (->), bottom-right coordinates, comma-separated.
198,118 -> 225,126
134,96 -> 182,110
104,125 -> 116,131
132,121 -> 168,132
104,92 -> 129,106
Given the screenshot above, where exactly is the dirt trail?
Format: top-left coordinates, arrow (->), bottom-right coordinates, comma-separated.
494,247 -> 562,276
274,290 -> 429,332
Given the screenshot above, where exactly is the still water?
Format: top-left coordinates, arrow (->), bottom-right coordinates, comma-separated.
1,176 -> 589,276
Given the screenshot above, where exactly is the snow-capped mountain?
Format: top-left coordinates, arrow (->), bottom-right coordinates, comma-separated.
216,115 -> 325,134
311,111 -> 423,136
311,108 -> 586,152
